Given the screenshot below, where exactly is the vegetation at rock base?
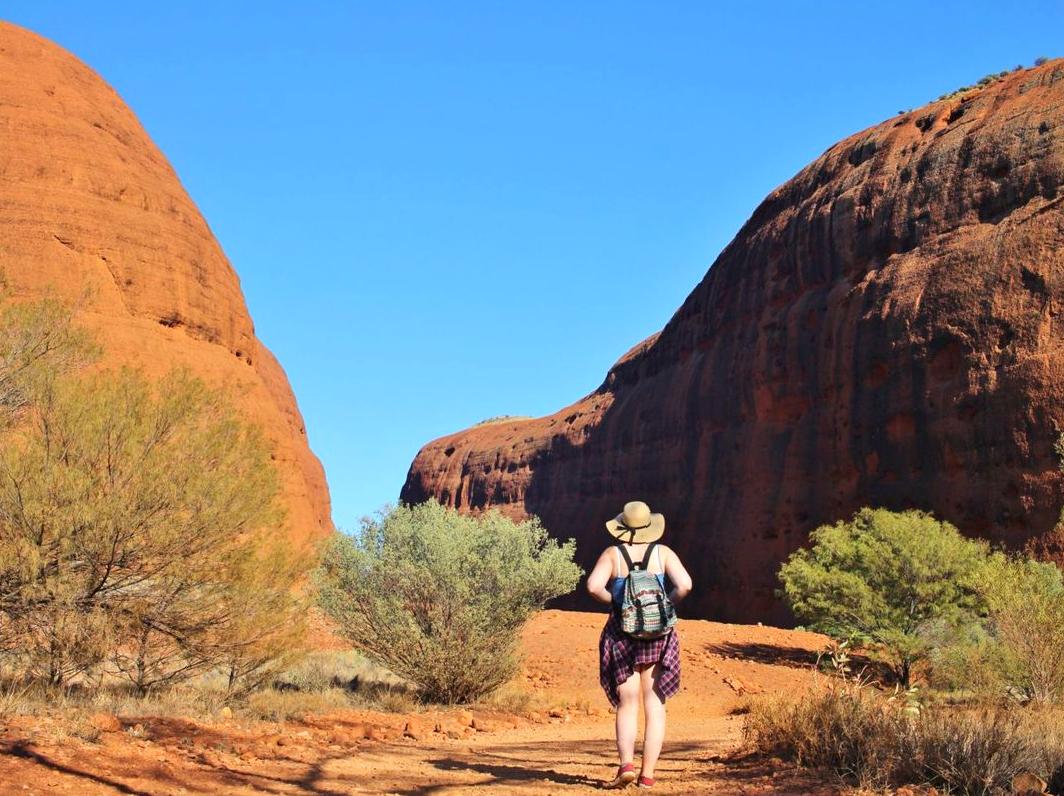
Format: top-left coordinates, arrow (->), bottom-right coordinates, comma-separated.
316,501 -> 583,703
774,502 -> 1064,792
778,508 -> 990,686
0,294 -> 97,425
0,296 -> 309,697
979,555 -> 1064,704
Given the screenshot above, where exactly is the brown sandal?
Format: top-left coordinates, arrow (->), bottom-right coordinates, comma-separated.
603,762 -> 637,789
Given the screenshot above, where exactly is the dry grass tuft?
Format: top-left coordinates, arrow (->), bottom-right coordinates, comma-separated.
745,681 -> 1064,795
0,650 -> 420,731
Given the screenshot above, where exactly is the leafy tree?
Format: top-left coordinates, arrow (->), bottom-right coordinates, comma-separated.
779,508 -> 991,686
0,295 -> 97,425
219,538 -> 311,697
979,555 -> 1064,703
317,502 -> 582,703
0,361 -> 307,690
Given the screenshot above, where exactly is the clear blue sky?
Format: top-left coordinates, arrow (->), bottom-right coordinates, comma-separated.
4,2 -> 1060,531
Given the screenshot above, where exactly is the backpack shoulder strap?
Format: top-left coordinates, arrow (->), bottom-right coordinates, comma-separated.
616,543 -> 636,573
640,542 -> 658,571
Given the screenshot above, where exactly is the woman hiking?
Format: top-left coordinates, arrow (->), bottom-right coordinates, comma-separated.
586,500 -> 693,789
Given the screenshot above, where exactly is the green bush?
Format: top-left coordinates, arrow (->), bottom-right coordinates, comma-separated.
0,295 -> 97,425
779,508 -> 991,685
0,298 -> 308,693
980,555 -> 1064,704
316,502 -> 582,703
928,556 -> 1064,704
926,620 -> 1008,699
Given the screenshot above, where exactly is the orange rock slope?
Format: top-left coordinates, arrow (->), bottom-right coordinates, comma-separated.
405,61 -> 1064,623
0,22 -> 330,543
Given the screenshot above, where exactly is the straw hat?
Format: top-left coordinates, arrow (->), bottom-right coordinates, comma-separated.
605,500 -> 665,544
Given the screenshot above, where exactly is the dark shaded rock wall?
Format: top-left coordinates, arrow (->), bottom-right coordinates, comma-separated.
404,62 -> 1064,623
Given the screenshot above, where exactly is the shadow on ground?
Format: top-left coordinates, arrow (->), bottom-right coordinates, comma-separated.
705,641 -> 818,669
389,739 -> 719,795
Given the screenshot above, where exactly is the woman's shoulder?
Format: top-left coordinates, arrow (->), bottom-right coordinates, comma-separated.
655,543 -> 679,561
596,544 -> 619,562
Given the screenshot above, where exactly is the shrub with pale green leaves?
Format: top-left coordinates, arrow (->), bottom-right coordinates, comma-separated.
0,296 -> 309,694
779,508 -> 991,685
316,502 -> 582,703
978,555 -> 1064,703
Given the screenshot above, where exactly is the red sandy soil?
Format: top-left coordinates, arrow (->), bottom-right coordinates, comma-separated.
0,611 -> 853,794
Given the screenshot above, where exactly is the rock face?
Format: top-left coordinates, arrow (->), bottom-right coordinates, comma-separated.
0,22 -> 331,544
404,61 -> 1064,623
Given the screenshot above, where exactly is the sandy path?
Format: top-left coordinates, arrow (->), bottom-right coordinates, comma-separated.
0,612 -> 840,795
334,715 -> 743,794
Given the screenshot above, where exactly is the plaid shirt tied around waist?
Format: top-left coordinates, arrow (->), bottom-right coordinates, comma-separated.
598,610 -> 681,708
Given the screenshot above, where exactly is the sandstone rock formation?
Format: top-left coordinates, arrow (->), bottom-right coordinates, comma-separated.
0,22 -> 330,544
404,61 -> 1064,623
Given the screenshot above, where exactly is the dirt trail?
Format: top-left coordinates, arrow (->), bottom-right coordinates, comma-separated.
0,612 -> 840,795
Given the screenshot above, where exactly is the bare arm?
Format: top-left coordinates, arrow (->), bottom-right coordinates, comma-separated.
662,545 -> 693,603
585,547 -> 616,605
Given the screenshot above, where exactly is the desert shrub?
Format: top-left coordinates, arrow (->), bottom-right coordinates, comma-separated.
744,679 -> 904,788
979,555 -> 1064,704
316,502 -> 582,703
0,295 -> 97,426
218,541 -> 312,697
1035,56 -> 1049,66
747,687 -> 1064,794
0,367 -> 306,690
933,554 -> 1064,704
926,621 -> 1009,700
473,415 -> 530,427
0,298 -> 309,692
779,508 -> 991,685
897,707 -> 1052,795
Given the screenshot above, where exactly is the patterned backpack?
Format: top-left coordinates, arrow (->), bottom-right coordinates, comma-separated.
617,542 -> 677,639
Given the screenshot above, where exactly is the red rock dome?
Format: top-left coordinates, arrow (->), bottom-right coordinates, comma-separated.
0,21 -> 331,543
404,61 -> 1064,623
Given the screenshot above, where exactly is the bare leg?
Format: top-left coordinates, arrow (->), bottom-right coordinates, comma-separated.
639,663 -> 666,779
614,670 -> 641,765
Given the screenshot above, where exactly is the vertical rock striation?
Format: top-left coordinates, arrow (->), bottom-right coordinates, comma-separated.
404,61 -> 1064,623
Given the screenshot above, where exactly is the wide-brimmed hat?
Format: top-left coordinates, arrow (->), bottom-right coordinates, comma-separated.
605,500 -> 665,544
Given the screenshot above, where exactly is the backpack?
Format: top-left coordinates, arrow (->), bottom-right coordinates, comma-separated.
616,542 -> 677,640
